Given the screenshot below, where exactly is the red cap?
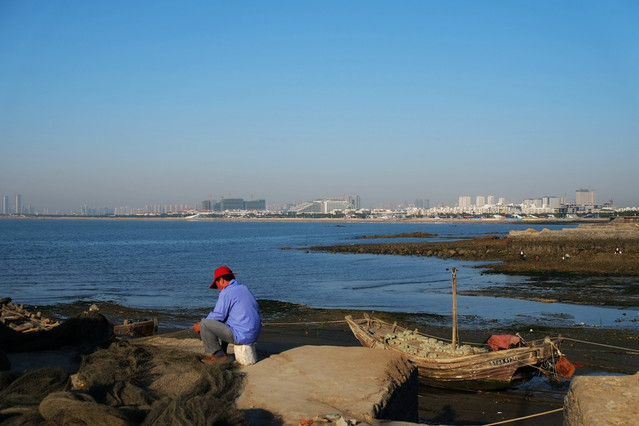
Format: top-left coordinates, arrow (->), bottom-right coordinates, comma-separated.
210,266 -> 233,288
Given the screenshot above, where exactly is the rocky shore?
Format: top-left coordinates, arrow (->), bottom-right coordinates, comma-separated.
311,219 -> 639,275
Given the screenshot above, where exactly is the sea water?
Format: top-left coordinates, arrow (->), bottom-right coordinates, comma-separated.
1,218 -> 637,329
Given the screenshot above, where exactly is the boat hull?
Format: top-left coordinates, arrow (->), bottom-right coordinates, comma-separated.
113,318 -> 158,337
346,315 -> 561,391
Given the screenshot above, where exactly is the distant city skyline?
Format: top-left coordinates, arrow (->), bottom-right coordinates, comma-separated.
1,2 -> 637,212
2,186 -> 634,216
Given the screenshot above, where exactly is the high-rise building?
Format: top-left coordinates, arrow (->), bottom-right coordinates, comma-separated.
542,196 -> 562,209
476,196 -> 485,207
14,194 -> 21,215
487,195 -> 495,206
347,194 -> 360,209
245,199 -> 266,210
458,196 -> 471,212
211,198 -> 266,211
576,188 -> 596,205
324,199 -> 349,213
216,198 -> 244,211
2,196 -> 8,214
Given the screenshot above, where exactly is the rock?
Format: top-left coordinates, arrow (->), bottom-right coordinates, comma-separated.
237,345 -> 419,424
563,373 -> 639,425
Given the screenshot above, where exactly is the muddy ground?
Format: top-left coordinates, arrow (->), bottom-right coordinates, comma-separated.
14,300 -> 636,425
19,301 -> 636,426
255,310 -> 639,426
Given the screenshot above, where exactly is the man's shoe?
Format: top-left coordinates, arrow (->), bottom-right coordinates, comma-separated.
201,353 -> 228,364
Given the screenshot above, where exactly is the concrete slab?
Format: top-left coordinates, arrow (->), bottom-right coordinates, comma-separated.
237,345 -> 418,425
564,372 -> 639,425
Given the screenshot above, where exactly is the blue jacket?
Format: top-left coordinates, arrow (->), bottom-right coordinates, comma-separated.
205,279 -> 262,345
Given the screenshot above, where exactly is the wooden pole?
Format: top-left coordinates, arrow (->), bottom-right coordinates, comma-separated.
451,267 -> 458,350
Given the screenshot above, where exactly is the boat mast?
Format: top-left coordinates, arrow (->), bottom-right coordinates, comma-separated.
451,267 -> 458,350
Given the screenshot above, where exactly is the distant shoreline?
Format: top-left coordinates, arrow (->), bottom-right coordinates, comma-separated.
0,215 -> 609,225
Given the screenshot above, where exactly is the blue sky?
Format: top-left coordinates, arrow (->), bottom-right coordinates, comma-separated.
1,1 -> 637,211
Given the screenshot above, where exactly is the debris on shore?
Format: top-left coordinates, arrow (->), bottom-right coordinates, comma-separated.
0,298 -> 114,354
2,297 -> 158,339
0,297 -> 61,333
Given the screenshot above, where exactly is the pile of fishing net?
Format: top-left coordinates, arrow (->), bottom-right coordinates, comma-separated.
1,328 -> 249,425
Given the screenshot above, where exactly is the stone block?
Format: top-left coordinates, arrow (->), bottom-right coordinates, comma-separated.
564,373 -> 639,425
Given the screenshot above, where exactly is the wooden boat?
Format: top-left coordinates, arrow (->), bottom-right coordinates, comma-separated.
345,314 -> 566,391
113,318 -> 158,337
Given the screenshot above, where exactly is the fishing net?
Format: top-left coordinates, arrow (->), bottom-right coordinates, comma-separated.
0,367 -> 70,425
39,391 -> 132,426
1,327 -> 248,424
72,339 -> 247,425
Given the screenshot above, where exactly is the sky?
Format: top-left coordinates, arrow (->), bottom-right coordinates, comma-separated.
1,1 -> 638,211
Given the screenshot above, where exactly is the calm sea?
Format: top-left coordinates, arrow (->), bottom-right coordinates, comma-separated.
1,218 -> 637,329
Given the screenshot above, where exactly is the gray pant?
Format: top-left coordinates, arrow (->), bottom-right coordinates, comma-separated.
200,319 -> 236,355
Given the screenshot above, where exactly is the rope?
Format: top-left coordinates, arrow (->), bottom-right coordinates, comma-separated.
562,337 -> 639,355
550,340 -> 564,357
482,407 -> 563,425
262,320 -> 348,326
